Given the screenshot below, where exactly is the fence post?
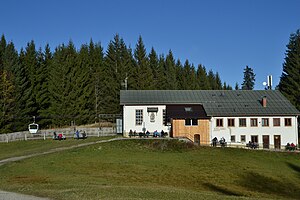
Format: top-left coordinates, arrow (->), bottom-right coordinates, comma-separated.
24,132 -> 27,141
44,132 -> 46,140
6,134 -> 8,143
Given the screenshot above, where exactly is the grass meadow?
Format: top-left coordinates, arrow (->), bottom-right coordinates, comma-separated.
0,138 -> 300,200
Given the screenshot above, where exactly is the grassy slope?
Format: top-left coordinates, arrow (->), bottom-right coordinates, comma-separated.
0,139 -> 300,200
0,136 -> 116,160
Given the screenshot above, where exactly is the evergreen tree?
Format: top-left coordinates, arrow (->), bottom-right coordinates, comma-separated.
196,65 -> 209,90
0,70 -> 14,133
88,40 -> 104,121
241,66 -> 255,90
215,72 -> 222,90
132,36 -> 154,90
165,50 -> 177,89
235,82 -> 239,90
279,29 -> 300,111
14,48 -> 31,130
175,59 -> 184,89
0,34 -> 7,71
207,70 -> 216,89
102,34 -> 133,114
48,42 -> 78,126
157,55 -> 168,90
36,45 -> 52,128
148,47 -> 161,89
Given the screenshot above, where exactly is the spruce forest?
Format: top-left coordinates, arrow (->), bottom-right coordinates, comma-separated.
0,34 -> 232,133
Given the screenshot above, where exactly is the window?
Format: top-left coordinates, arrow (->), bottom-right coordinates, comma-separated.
185,119 -> 191,126
135,109 -> 143,125
241,135 -> 246,142
239,118 -> 246,127
228,118 -> 235,127
163,109 -> 166,125
285,118 -> 292,126
262,118 -> 269,127
231,135 -> 236,142
216,119 -> 223,127
250,118 -> 258,127
185,118 -> 198,126
273,118 -> 280,127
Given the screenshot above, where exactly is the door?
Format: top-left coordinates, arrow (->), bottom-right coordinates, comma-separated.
263,135 -> 269,149
194,134 -> 200,145
274,135 -> 281,149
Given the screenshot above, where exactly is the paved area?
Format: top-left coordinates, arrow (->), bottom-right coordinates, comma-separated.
0,190 -> 50,200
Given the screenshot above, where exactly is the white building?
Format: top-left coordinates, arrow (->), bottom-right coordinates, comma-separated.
120,90 -> 300,149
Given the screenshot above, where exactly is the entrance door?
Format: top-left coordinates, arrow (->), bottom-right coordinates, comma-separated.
274,135 -> 281,149
194,134 -> 200,145
263,135 -> 269,149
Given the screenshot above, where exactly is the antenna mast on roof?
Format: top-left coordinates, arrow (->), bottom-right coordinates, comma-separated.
263,75 -> 272,90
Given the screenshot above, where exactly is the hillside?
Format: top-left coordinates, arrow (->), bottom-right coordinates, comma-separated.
0,139 -> 299,199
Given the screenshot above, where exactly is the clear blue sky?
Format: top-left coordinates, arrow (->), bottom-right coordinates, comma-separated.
1,0 -> 300,89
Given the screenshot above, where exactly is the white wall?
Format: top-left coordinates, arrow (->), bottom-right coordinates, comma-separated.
210,116 -> 298,146
123,105 -> 169,136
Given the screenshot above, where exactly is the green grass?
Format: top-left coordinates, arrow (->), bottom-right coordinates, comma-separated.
0,136 -> 117,160
0,139 -> 300,200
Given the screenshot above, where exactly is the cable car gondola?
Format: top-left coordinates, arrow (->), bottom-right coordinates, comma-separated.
28,116 -> 39,134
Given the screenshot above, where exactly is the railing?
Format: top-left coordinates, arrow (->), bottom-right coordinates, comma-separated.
0,127 -> 117,143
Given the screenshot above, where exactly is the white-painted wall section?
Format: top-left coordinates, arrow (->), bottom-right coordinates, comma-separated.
210,116 -> 298,147
123,105 -> 169,136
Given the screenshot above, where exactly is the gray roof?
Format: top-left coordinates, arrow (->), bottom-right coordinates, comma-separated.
120,90 -> 300,117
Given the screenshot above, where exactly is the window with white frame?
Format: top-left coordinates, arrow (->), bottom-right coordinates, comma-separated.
239,118 -> 246,127
185,118 -> 198,126
216,118 -> 223,127
241,135 -> 246,142
262,118 -> 269,127
135,109 -> 143,125
231,135 -> 236,142
273,118 -> 280,127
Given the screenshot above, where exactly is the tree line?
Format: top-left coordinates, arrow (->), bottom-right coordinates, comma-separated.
0,34 -> 232,133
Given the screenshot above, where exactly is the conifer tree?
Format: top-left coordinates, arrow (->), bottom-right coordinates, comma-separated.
0,70 -> 15,133
165,50 -> 177,89
157,55 -> 168,90
148,47 -> 161,89
132,36 -> 154,90
0,34 -> 7,71
279,29 -> 300,111
88,40 -> 104,121
36,45 -> 51,128
241,66 -> 255,90
196,65 -> 209,90
14,48 -> 31,130
235,82 -> 239,90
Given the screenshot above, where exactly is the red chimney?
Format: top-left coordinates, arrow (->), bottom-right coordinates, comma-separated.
262,96 -> 267,107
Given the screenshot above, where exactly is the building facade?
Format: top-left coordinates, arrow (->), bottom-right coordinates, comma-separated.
120,90 -> 300,149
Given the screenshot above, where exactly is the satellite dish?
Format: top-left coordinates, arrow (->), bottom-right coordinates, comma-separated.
263,82 -> 267,86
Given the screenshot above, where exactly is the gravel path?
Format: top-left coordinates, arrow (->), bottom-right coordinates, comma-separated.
0,190 -> 50,200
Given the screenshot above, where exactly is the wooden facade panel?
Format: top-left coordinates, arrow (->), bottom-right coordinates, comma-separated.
172,119 -> 210,145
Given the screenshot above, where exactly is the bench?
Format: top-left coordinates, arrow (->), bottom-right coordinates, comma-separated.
246,143 -> 259,149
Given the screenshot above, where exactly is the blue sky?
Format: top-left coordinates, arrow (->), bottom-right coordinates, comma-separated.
1,0 -> 300,89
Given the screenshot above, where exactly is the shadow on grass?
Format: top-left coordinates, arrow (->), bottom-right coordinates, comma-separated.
204,183 -> 243,197
286,162 -> 300,176
238,171 -> 300,199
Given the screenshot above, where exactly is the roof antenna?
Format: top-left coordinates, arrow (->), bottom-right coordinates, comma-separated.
263,75 -> 272,90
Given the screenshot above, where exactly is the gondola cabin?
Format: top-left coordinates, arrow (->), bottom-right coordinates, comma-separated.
28,123 -> 39,134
